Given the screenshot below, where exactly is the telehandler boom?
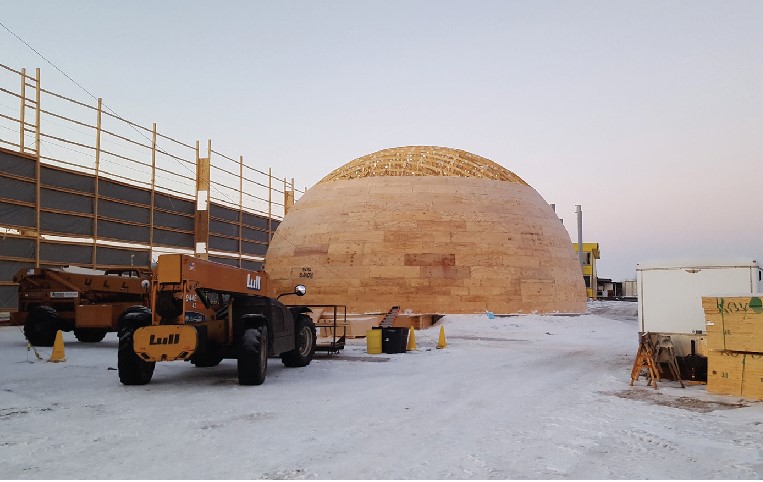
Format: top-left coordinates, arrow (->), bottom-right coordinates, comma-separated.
13,267 -> 151,346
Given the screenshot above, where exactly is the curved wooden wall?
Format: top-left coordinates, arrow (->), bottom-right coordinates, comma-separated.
265,173 -> 587,314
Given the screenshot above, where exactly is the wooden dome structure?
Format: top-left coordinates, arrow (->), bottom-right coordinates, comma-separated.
265,146 -> 586,314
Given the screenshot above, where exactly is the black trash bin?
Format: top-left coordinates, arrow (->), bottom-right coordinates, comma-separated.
398,328 -> 409,353
378,327 -> 408,354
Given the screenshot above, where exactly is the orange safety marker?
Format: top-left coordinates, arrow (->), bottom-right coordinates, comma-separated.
48,330 -> 66,363
407,326 -> 417,351
436,325 -> 447,349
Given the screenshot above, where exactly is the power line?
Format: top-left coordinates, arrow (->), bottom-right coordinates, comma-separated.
0,21 -> 341,286
0,19 -> 248,207
0,20 -> 100,103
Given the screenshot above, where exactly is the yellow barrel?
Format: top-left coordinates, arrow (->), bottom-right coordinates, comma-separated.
366,328 -> 382,354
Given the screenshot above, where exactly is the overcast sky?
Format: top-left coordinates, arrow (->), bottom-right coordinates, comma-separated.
2,1 -> 762,280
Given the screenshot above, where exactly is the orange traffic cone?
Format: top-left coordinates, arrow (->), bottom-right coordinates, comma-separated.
436,325 -> 447,349
407,326 -> 417,351
48,331 -> 66,363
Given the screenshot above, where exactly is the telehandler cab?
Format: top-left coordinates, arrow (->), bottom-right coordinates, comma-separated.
118,254 -> 315,386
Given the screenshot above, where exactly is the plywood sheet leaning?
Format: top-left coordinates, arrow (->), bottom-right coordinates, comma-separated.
742,353 -> 763,400
702,296 -> 763,353
317,312 -> 435,338
265,146 -> 587,315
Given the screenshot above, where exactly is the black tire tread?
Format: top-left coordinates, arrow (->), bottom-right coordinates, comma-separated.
24,305 -> 59,347
281,314 -> 317,368
117,310 -> 155,385
237,325 -> 268,386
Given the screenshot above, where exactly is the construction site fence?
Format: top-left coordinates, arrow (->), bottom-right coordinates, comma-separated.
0,63 -> 303,310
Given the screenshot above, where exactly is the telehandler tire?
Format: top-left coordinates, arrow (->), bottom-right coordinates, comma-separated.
117,309 -> 155,385
117,305 -> 151,337
238,325 -> 268,386
24,305 -> 59,347
281,314 -> 317,368
74,328 -> 108,343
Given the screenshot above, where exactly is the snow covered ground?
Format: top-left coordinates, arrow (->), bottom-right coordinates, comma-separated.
1,301 -> 762,479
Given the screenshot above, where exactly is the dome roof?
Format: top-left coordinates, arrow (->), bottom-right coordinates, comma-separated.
319,146 -> 528,185
266,146 -> 586,315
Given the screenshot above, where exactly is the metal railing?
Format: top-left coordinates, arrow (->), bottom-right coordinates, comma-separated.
0,63 -> 303,219
0,62 -> 307,309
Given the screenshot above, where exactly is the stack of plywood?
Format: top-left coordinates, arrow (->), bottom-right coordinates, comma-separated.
321,313 -> 381,338
702,295 -> 763,399
314,312 -> 437,339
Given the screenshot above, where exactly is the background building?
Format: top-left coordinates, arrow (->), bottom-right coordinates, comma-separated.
573,242 -> 600,299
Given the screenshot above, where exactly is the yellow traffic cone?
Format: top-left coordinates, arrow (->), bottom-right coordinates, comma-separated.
407,326 -> 417,351
436,325 -> 447,349
48,330 -> 66,363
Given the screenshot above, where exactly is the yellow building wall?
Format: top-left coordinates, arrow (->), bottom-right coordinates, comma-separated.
573,243 -> 600,299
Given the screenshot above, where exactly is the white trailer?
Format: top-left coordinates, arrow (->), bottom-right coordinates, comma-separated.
636,259 -> 761,379
623,280 -> 638,298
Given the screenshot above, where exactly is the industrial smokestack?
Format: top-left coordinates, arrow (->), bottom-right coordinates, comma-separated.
575,204 -> 583,268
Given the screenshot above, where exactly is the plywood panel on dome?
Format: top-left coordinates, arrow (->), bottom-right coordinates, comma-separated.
264,146 -> 586,315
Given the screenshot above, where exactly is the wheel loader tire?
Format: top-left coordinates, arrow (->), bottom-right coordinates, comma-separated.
238,325 -> 268,386
117,311 -> 155,385
74,328 -> 108,343
281,314 -> 317,368
24,306 -> 59,347
191,353 -> 224,368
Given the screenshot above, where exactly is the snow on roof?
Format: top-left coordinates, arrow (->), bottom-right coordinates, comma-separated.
637,257 -> 759,270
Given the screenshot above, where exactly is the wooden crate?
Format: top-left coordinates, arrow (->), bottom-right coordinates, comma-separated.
707,351 -> 745,397
702,296 -> 763,352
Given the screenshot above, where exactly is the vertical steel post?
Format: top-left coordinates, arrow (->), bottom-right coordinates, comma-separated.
267,167 -> 272,242
149,122 -> 157,263
194,140 -> 211,260
19,68 -> 26,153
92,97 -> 102,268
283,177 -> 295,216
33,69 -> 40,268
238,155 -> 244,268
34,68 -> 40,159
